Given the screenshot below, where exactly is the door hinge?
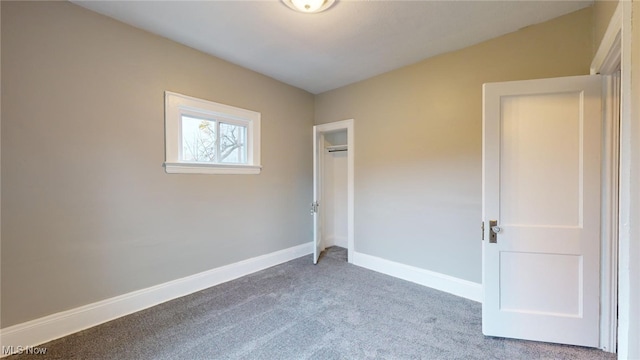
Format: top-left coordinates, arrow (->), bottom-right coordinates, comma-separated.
310,201 -> 319,214
481,221 -> 485,241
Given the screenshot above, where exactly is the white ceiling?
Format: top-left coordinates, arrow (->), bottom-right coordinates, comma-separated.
73,0 -> 593,94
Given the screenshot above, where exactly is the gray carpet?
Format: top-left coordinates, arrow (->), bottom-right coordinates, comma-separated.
9,247 -> 615,359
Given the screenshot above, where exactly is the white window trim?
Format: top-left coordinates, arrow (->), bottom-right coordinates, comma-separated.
164,91 -> 261,174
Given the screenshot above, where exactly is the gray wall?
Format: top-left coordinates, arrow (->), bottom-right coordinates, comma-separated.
1,1 -> 314,327
1,1 -> 601,329
315,8 -> 594,283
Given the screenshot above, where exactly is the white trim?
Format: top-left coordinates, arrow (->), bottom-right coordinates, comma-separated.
600,74 -> 620,353
0,3 -> 3,354
352,251 -> 483,303
313,119 -> 355,263
312,126 -> 322,263
617,1 -> 639,358
164,162 -> 262,175
591,2 -> 623,353
332,236 -> 348,248
322,236 -> 349,249
346,121 -> 354,263
591,1 -> 622,75
0,243 -> 312,357
315,119 -> 353,133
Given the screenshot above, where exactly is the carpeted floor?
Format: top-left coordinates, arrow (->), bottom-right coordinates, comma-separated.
8,247 -> 615,359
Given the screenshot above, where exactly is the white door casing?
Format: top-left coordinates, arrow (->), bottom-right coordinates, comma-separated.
482,75 -> 602,347
312,120 -> 355,264
313,128 -> 322,264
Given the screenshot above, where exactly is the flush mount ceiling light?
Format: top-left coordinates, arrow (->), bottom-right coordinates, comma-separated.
282,0 -> 336,14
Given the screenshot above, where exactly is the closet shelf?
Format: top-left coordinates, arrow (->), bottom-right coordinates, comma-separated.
326,144 -> 348,152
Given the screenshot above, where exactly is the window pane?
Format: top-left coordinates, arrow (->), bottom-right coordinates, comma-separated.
181,116 -> 217,162
219,122 -> 248,164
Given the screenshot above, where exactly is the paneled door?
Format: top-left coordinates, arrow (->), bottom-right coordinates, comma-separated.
482,75 -> 602,347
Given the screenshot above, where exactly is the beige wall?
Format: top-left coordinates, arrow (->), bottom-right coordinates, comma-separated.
315,8 -> 594,283
594,0 -> 620,54
1,1 -> 314,327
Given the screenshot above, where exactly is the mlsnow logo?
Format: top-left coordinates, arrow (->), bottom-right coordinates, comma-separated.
2,345 -> 48,355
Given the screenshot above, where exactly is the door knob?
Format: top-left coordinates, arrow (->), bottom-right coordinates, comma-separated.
489,220 -> 499,243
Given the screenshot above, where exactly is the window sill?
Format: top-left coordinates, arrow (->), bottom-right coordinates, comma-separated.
164,162 -> 262,175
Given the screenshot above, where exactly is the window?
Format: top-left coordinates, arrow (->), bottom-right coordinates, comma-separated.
164,91 -> 261,174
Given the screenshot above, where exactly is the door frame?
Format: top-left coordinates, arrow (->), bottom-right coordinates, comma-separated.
313,119 -> 355,263
591,2 -> 622,353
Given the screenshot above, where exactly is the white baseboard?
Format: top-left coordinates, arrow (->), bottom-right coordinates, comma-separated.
324,235 -> 348,248
332,236 -> 348,248
352,251 -> 482,302
0,242 -> 312,357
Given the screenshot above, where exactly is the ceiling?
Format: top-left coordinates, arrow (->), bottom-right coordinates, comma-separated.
72,0 -> 593,94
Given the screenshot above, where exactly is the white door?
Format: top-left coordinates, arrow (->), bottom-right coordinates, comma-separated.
312,126 -> 322,264
482,75 -> 602,347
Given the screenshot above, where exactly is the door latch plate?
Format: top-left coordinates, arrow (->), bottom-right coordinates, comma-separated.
489,220 -> 498,243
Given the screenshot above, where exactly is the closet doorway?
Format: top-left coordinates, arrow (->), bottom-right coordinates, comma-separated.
312,119 -> 354,264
